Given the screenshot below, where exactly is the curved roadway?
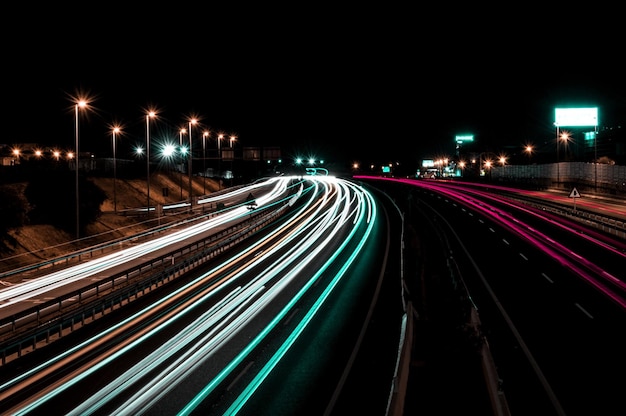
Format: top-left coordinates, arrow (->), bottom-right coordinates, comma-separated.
0,175 -> 395,416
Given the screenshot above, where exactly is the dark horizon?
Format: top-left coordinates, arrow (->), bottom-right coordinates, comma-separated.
5,7 -> 626,167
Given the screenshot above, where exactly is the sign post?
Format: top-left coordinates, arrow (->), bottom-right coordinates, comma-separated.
569,187 -> 581,211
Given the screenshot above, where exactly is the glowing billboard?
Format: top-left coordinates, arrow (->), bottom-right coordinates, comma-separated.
554,107 -> 598,127
455,135 -> 474,144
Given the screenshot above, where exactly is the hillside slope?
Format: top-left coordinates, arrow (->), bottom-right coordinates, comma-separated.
1,173 -> 220,274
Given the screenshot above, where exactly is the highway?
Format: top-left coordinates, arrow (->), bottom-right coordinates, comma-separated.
0,175 -> 394,415
358,175 -> 626,416
5,172 -> 624,415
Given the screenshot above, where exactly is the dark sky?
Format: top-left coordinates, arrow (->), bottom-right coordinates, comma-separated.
5,6 -> 626,168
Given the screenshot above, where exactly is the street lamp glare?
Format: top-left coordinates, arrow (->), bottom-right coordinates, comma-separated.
162,144 -> 176,157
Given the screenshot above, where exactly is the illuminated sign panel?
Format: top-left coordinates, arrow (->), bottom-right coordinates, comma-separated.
555,107 -> 598,127
584,131 -> 597,142
422,159 -> 435,168
455,135 -> 474,143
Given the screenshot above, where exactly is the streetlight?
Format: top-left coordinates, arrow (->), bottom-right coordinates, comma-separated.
557,130 -> 569,184
524,144 -> 533,179
146,111 -> 156,214
74,99 -> 87,240
594,125 -> 598,189
560,132 -> 570,156
202,130 -> 209,195
555,122 -> 563,184
188,118 -> 197,207
484,159 -> 492,178
499,155 -> 507,178
179,128 -> 187,200
524,145 -> 533,158
112,126 -> 121,213
229,135 -> 237,186
217,133 -> 224,190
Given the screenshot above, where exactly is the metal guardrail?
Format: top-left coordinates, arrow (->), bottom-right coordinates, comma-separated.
506,196 -> 626,240
0,204 -> 289,366
566,209 -> 626,240
0,184 -> 252,277
0,205 -> 231,278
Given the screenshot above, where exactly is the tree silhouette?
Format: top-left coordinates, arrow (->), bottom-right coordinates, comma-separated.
24,171 -> 107,234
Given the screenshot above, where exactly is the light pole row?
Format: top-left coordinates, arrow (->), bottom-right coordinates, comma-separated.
73,100 -> 238,228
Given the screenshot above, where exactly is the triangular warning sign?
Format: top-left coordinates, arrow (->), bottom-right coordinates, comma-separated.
569,187 -> 581,198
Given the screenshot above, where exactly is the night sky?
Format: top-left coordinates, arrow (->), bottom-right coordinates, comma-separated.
5,6 -> 626,168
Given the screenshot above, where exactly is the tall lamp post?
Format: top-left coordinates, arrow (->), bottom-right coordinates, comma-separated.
484,160 -> 492,179
217,133 -> 224,190
229,135 -> 236,187
188,118 -> 197,207
202,130 -> 209,195
499,155 -> 507,179
112,126 -> 121,213
146,111 -> 156,213
12,149 -> 20,164
557,131 -> 569,185
74,99 -> 87,240
524,145 -> 533,178
594,125 -> 598,189
179,128 -> 186,199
